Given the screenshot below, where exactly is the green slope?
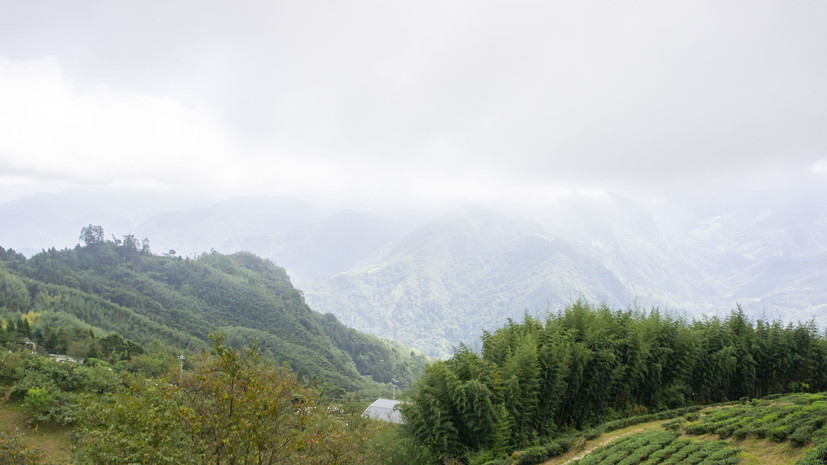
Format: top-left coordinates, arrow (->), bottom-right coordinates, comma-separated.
0,242 -> 426,393
566,393 -> 827,465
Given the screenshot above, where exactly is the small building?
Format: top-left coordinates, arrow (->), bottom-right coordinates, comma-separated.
362,398 -> 404,424
49,354 -> 79,364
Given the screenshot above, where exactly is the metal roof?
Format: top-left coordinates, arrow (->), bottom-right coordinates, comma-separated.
362,398 -> 404,424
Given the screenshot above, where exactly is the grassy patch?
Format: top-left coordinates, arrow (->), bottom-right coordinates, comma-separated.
735,437 -> 807,465
0,401 -> 72,464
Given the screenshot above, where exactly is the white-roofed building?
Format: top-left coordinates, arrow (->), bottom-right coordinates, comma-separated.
362,398 -> 404,424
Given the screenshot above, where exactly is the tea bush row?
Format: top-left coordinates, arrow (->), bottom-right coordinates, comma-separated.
572,431 -> 739,465
684,393 -> 826,446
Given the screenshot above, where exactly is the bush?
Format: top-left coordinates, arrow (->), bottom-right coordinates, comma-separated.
23,387 -> 53,415
26,390 -> 79,426
770,425 -> 789,442
512,441 -> 566,465
796,442 -> 827,465
468,449 -> 498,465
0,430 -> 41,464
514,446 -> 551,465
76,365 -> 119,394
553,436 -> 575,453
732,426 -> 752,440
790,424 -> 815,447
664,418 -> 684,432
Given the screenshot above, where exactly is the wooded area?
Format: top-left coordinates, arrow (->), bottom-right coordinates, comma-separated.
402,301 -> 827,463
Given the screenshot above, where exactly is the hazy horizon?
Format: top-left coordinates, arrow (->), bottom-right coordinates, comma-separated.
2,1 -> 826,338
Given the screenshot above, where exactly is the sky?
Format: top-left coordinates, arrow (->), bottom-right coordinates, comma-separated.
1,0 -> 826,211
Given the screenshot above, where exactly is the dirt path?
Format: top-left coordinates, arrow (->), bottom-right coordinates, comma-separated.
541,420 -> 669,465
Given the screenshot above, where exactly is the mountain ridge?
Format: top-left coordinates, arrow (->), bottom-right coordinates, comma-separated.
2,186 -> 825,358
0,241 -> 427,394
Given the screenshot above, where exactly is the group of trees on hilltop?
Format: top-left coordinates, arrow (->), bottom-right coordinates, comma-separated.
401,301 -> 827,463
80,224 -> 151,255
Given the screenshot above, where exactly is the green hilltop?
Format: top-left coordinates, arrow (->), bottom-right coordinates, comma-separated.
0,231 -> 426,395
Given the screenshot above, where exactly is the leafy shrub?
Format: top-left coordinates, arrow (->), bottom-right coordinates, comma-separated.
790,423 -> 815,447
0,430 -> 41,464
76,365 -> 119,394
468,449 -> 498,465
23,387 -> 53,415
664,418 -> 684,432
26,390 -> 78,426
770,425 -> 790,442
514,446 -> 551,464
513,441 -> 565,465
796,442 -> 827,465
732,425 -> 752,440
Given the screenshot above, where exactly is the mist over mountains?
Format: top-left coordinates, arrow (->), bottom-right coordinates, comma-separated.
2,184 -> 825,357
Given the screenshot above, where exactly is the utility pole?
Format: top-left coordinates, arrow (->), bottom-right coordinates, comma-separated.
391,378 -> 399,400
178,353 -> 185,383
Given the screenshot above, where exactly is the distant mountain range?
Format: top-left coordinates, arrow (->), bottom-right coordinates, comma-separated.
2,185 -> 825,357
300,206 -> 633,356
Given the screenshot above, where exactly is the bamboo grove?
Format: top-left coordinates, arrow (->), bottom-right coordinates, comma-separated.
401,301 -> 827,462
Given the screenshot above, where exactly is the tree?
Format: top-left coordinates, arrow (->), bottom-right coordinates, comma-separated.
140,238 -> 152,255
121,234 -> 139,253
0,269 -> 30,312
79,225 -> 104,246
76,332 -> 380,465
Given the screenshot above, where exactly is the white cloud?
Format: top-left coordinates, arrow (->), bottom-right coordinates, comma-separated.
811,159 -> 827,175
0,57 -> 605,209
2,0 -> 827,211
0,56 -> 243,192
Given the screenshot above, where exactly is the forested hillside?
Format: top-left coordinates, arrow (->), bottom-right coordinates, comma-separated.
302,206 -> 632,357
0,230 -> 426,395
5,190 -> 827,361
401,301 -> 827,463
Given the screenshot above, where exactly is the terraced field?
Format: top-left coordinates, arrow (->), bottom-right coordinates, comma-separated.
564,393 -> 827,465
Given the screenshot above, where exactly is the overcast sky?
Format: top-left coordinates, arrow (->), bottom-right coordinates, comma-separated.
1,0 -> 826,210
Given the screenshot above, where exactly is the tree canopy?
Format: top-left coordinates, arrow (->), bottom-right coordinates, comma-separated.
402,301 -> 827,463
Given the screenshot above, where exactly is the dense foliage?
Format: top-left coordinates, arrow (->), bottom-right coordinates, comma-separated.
0,234 -> 427,395
75,333 -> 383,465
0,333 -> 390,464
402,301 -> 827,462
0,430 -> 41,464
